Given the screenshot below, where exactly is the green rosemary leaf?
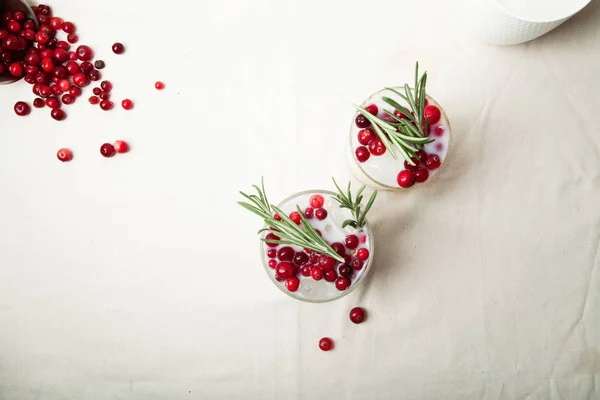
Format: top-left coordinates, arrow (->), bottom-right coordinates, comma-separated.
418,72 -> 427,116
381,97 -> 415,124
238,201 -> 268,218
369,122 -> 398,159
384,87 -> 410,104
342,220 -> 358,229
404,83 -> 418,114
353,105 -> 396,131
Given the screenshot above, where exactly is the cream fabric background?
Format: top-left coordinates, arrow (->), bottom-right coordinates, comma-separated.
0,0 -> 599,399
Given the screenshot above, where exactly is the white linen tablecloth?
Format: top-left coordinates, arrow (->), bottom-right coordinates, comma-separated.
1,0 -> 599,398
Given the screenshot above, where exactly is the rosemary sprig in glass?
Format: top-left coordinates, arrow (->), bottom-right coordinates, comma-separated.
353,62 -> 434,165
331,178 -> 377,229
238,179 -> 344,262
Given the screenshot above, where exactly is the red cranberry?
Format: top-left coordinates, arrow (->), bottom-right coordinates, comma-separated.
48,17 -> 62,30
319,255 -> 336,272
288,211 -> 301,225
13,101 -> 30,116
331,242 -> 345,257
355,113 -> 370,128
14,11 -> 25,21
309,194 -> 324,208
98,91 -> 110,99
265,232 -> 280,247
114,140 -> 129,153
423,105 -> 441,125
8,62 -> 23,77
276,262 -> 294,279
23,20 -> 35,30
50,108 -> 66,121
309,253 -> 320,266
414,168 -> 429,183
61,94 -> 74,105
403,158 -> 420,171
319,337 -> 333,351
304,207 -> 314,219
425,154 -> 441,170
62,22 -> 76,34
72,73 -> 88,87
397,170 -> 415,188
45,96 -> 60,109
358,128 -> 375,145
267,249 -> 277,258
339,265 -> 352,278
315,208 -> 327,220
67,34 -> 78,44
364,103 -> 378,115
94,60 -> 105,69
100,143 -> 116,157
349,307 -> 365,324
345,234 -> 359,249
7,20 -> 21,33
88,95 -> 99,104
155,81 -> 165,90
311,267 -> 323,281
33,98 -> 44,108
315,229 -> 322,237
56,40 -> 69,50
285,277 -> 299,292
356,248 -> 370,261
92,87 -> 101,95
24,64 -> 39,75
100,80 -> 112,91
112,42 -> 125,54
67,51 -> 77,60
268,260 -> 277,269
324,270 -> 337,282
53,66 -> 67,79
300,265 -> 311,276
65,61 -> 79,75
37,5 -> 51,15
21,28 -> 35,40
355,146 -> 370,163
53,48 -> 68,63
76,45 -> 93,61
24,74 -> 35,84
79,61 -> 93,73
351,259 -> 363,270
25,52 -> 41,65
38,84 -> 51,98
88,69 -> 101,81
416,149 -> 427,163
277,246 -> 295,261
35,31 -> 50,44
40,57 -> 53,72
368,137 -> 386,156
273,213 -> 281,221
56,148 -> 72,162
118,96 -> 132,109
434,126 -> 446,137
293,251 -> 309,266
40,48 -> 53,59
335,277 -> 351,291
69,86 -> 81,97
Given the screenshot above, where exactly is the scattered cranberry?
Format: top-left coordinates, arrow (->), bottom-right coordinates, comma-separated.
56,148 -> 72,162
309,194 -> 324,208
335,277 -> 351,291
311,267 -> 323,281
349,307 -> 365,324
40,57 -> 54,72
416,149 -> 427,163
315,208 -> 327,220
414,168 -> 429,183
351,259 -> 363,270
319,337 -> 333,351
355,146 -> 370,163
88,95 -> 99,104
276,262 -> 294,279
100,143 -> 116,157
264,232 -> 280,247
99,100 -> 113,110
364,103 -> 378,115
68,51 -> 77,60
155,81 -> 165,90
331,242 -> 345,257
277,246 -> 295,262
423,105 -> 441,125
121,99 -> 133,110
80,61 -> 93,74
100,80 -> 112,91
304,207 -> 314,219
285,277 -> 299,292
58,79 -> 71,92
88,69 -> 101,81
397,170 -> 415,188
114,140 -> 129,153
67,34 -> 78,44
33,98 -> 44,108
355,113 -> 370,128
426,154 -> 441,170
45,96 -> 60,109
319,255 -> 336,271
345,234 -> 359,249
300,266 -> 311,277
268,259 -> 277,269
8,62 -> 23,77
112,42 -> 125,54
338,265 -> 352,278
94,60 -> 105,69
288,211 -> 301,225
53,48 -> 68,63
324,270 -> 337,282
267,249 -> 277,258
50,108 -> 66,121
434,126 -> 446,137
293,252 -> 309,266
72,72 -> 88,87
358,128 -> 375,145
403,158 -> 420,171
13,101 -> 30,116
356,248 -> 370,261
368,137 -> 386,156
75,45 -> 92,61
7,20 -> 21,33
62,21 -> 75,34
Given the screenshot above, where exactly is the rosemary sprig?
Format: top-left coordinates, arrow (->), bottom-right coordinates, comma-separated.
331,178 -> 377,229
238,178 -> 344,262
354,62 -> 434,165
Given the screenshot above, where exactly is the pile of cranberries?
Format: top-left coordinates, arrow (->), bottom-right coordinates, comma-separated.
0,4 -> 132,120
318,307 -> 367,352
266,194 -> 370,293
353,102 -> 445,188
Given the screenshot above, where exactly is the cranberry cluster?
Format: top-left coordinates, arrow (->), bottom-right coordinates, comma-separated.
266,194 -> 370,293
0,4 -> 128,120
